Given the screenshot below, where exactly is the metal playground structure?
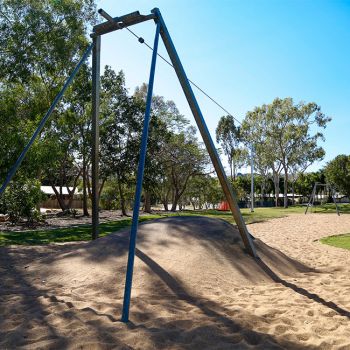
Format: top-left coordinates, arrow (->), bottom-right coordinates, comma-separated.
0,8 -> 257,322
305,182 -> 340,216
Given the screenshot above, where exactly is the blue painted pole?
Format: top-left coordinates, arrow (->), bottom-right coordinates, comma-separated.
0,43 -> 94,196
121,21 -> 160,323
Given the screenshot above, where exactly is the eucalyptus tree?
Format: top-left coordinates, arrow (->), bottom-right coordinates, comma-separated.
0,0 -> 96,210
165,127 -> 209,211
62,64 -> 92,215
242,104 -> 283,207
215,115 -> 243,181
266,98 -> 329,207
134,84 -> 191,212
243,98 -> 330,207
99,67 -> 138,216
0,0 -> 96,84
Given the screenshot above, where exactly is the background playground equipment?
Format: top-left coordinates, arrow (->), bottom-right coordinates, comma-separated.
305,182 -> 340,215
0,8 -> 257,322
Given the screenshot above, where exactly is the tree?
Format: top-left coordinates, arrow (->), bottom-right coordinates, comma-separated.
242,104 -> 283,207
294,171 -> 325,199
133,84 -> 173,213
216,115 -> 243,181
0,177 -> 44,224
205,177 -> 224,209
268,98 -> 329,207
161,127 -> 209,211
99,67 -> 139,216
0,1 -> 96,213
324,155 -> 350,198
0,0 -> 96,84
242,98 -> 330,208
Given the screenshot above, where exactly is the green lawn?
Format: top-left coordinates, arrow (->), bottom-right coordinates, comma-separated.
305,203 -> 350,214
0,204 -> 348,246
320,233 -> 350,251
0,215 -> 164,246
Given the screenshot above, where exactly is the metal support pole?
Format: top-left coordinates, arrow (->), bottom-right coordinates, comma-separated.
152,8 -> 256,258
305,183 -> 317,214
0,43 -> 94,196
91,35 -> 101,240
311,183 -> 317,213
330,186 -> 340,216
121,21 -> 161,323
250,145 -> 254,213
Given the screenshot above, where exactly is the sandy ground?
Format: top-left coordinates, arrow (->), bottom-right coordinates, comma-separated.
0,214 -> 349,349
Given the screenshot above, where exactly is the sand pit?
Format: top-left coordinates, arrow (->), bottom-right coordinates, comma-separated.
1,214 -> 350,349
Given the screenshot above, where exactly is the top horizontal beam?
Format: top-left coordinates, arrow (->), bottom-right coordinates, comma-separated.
91,9 -> 156,37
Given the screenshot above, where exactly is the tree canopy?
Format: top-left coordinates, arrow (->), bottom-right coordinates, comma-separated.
324,155 -> 350,198
242,97 -> 330,207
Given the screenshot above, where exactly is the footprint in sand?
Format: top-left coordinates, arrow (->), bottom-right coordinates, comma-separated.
306,310 -> 314,316
274,324 -> 289,334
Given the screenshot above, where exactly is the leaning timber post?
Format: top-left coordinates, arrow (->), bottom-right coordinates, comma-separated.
153,8 -> 257,258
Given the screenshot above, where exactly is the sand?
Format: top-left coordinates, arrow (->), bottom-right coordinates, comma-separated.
0,214 -> 349,349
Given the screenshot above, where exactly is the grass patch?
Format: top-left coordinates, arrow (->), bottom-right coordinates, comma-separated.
320,233 -> 350,250
305,203 -> 350,214
0,204 -> 348,246
0,215 -> 165,246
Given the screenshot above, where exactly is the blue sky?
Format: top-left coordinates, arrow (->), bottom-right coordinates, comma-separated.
95,0 -> 350,172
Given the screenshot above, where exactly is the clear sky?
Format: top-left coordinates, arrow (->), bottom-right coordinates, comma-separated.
95,0 -> 350,173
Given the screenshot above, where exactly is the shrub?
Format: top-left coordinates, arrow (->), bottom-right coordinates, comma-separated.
0,178 -> 45,224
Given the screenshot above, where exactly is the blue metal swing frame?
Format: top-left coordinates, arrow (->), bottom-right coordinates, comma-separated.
0,8 -> 257,323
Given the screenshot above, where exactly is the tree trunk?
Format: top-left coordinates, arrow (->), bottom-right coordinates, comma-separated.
51,184 -> 67,211
260,182 -> 265,207
273,172 -> 280,207
171,192 -> 180,212
66,169 -> 82,210
117,179 -> 127,216
161,187 -> 170,211
86,163 -> 92,199
143,191 -> 151,213
82,156 -> 89,216
99,178 -> 106,198
283,169 -> 289,208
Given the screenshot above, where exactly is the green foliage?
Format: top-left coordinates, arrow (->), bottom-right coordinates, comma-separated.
324,155 -> 350,198
0,1 -> 97,214
216,115 -> 246,180
233,175 -> 249,200
184,176 -> 223,209
242,97 -> 330,207
294,171 -> 325,197
0,0 -> 96,83
100,179 -> 134,210
0,178 -> 44,224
